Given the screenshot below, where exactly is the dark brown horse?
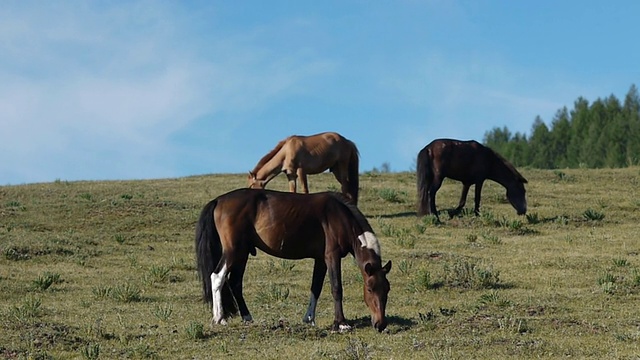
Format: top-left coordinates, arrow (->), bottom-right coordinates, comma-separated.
417,139 -> 528,220
195,188 -> 391,332
247,132 -> 360,204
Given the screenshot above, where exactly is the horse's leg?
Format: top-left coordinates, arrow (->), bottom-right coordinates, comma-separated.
331,168 -> 349,201
473,181 -> 484,216
451,183 -> 471,218
428,176 -> 444,221
285,170 -> 298,193
298,168 -> 310,194
228,252 -> 252,323
210,260 -> 229,325
326,255 -> 349,332
303,259 -> 327,326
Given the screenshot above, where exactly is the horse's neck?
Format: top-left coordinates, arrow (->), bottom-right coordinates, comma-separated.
488,161 -> 516,186
256,151 -> 285,180
352,234 -> 382,268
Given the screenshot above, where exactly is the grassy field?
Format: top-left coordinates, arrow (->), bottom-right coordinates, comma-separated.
2,168 -> 640,359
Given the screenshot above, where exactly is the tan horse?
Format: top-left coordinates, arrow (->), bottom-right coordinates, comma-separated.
248,132 -> 360,204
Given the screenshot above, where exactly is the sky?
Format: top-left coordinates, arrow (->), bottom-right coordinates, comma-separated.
1,1 -> 639,185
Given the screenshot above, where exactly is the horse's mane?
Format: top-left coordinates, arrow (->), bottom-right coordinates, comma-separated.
327,192 -> 373,233
487,147 -> 527,183
251,138 -> 289,173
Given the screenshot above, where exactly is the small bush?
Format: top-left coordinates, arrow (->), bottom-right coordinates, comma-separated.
92,285 -> 111,299
393,234 -> 416,249
526,212 -> 541,224
443,258 -> 500,289
114,234 -> 126,244
481,233 -> 501,245
597,272 -> 616,285
613,258 -> 629,267
152,304 -> 173,321
397,259 -> 413,275
79,193 -> 93,201
408,269 -> 434,292
32,271 -> 63,291
81,343 -> 100,360
110,283 -> 141,302
583,209 -> 605,221
553,170 -> 570,181
10,296 -> 43,322
256,283 -> 290,302
146,265 -> 170,284
343,337 -> 373,360
377,188 -> 405,203
185,321 -> 205,340
477,290 -> 511,308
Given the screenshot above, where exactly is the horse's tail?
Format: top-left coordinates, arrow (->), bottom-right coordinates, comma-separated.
195,199 -> 238,317
347,141 -> 360,205
416,146 -> 432,216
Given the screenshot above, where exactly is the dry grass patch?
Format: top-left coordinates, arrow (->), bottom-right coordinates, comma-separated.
2,168 -> 640,358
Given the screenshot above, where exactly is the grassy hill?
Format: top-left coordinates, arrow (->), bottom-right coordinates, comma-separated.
2,168 -> 640,359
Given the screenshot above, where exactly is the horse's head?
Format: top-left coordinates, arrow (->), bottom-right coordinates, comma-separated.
247,172 -> 267,189
506,177 -> 528,215
363,260 -> 392,332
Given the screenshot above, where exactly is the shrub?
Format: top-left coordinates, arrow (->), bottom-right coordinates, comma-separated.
583,209 -> 605,221
32,271 -> 63,291
377,188 -> 405,203
185,321 -> 205,340
443,258 -> 500,289
110,283 -> 141,302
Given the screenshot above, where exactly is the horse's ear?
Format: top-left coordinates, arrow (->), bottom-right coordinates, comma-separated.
521,176 -> 528,184
364,263 -> 374,276
382,260 -> 392,274
248,171 -> 255,179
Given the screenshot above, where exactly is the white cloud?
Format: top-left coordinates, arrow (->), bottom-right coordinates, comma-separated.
0,2 -> 334,184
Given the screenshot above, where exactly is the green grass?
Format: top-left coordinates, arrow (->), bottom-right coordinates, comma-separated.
2,168 -> 640,358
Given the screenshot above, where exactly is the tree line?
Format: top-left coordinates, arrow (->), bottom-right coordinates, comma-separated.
483,84 -> 640,169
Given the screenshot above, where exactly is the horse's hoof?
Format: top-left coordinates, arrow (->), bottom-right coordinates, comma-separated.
242,315 -> 253,324
331,323 -> 352,333
303,315 -> 316,326
211,318 -> 228,326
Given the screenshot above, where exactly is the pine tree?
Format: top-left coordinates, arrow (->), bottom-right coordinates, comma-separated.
549,107 -> 572,167
623,84 -> 640,165
528,116 -> 553,168
567,97 -> 590,167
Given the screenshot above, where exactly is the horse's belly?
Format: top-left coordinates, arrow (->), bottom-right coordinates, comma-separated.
254,230 -> 323,260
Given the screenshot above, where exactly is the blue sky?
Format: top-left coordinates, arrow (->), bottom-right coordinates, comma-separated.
1,1 -> 638,185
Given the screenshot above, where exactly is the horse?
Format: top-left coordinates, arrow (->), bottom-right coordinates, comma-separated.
247,132 -> 360,205
416,139 -> 528,220
195,188 -> 392,332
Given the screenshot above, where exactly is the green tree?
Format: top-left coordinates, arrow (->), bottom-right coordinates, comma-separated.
483,126 -> 512,156
623,84 -> 640,165
549,107 -> 571,167
528,116 -> 553,168
567,97 -> 590,167
582,99 -> 607,167
602,95 -> 625,167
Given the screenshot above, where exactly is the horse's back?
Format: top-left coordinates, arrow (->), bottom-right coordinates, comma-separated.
213,189 -> 340,259
421,139 -> 490,182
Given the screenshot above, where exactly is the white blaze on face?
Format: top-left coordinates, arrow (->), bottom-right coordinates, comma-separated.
358,231 -> 381,256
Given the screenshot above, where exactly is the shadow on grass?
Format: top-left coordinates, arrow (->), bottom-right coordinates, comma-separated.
377,211 -> 416,219
348,315 -> 416,333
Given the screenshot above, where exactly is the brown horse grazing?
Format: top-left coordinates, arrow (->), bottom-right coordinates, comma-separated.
247,132 -> 360,204
195,188 -> 391,332
416,139 -> 528,220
